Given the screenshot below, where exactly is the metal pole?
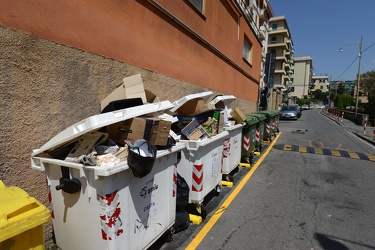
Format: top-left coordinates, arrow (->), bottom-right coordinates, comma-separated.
355,36 -> 363,117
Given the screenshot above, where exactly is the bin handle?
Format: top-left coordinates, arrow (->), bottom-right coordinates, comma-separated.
31,157 -> 86,178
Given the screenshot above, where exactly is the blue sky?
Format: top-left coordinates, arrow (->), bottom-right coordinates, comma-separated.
269,0 -> 375,81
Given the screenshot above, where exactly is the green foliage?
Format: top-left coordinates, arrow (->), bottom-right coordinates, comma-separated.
336,95 -> 343,109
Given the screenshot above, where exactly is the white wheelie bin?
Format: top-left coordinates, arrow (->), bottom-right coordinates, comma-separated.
210,95 -> 244,186
170,92 -> 229,222
31,101 -> 185,250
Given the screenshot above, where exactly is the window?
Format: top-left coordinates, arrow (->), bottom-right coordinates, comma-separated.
272,24 -> 277,31
320,86 -> 323,89
271,37 -> 277,44
271,49 -> 276,55
188,0 -> 204,14
243,38 -> 252,64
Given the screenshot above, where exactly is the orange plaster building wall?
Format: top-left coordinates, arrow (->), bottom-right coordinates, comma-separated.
0,0 -> 262,102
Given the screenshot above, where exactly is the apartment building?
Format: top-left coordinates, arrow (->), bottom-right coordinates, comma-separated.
311,75 -> 329,94
237,0 -> 274,89
291,56 -> 313,99
266,15 -> 294,108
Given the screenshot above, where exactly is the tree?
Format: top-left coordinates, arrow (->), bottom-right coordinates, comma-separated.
314,89 -> 323,100
360,70 -> 375,119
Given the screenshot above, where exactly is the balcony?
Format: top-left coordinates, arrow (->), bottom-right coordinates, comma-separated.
268,28 -> 290,37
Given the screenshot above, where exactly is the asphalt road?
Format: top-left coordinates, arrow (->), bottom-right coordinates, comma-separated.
152,109 -> 375,250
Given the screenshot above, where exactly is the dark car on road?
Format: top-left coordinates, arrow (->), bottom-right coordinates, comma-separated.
280,105 -> 300,120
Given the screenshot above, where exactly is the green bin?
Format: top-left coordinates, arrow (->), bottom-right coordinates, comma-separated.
254,110 -> 276,141
247,113 -> 266,152
241,115 -> 258,163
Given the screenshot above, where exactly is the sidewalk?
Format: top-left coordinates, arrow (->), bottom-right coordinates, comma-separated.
320,110 -> 375,146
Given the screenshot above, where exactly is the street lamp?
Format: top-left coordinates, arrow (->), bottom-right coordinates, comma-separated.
339,36 -> 363,117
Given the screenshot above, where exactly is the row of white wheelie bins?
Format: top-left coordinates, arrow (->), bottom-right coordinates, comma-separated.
31,91 -> 246,249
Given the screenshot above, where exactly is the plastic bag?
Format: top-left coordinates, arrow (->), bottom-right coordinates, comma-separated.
125,139 -> 157,178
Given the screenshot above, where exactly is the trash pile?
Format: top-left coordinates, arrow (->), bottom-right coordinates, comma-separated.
37,74 -> 246,172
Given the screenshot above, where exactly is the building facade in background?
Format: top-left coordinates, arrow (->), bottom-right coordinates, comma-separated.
266,15 -> 294,108
311,75 -> 329,94
291,56 -> 313,99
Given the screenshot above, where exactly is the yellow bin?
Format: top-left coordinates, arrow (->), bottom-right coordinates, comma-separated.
0,180 -> 50,250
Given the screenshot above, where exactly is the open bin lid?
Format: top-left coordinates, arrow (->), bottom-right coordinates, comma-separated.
0,181 -> 50,241
209,95 -> 236,122
32,101 -> 174,157
209,95 -> 236,105
170,91 -> 213,115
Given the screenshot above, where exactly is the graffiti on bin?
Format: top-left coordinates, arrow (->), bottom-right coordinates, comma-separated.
192,164 -> 203,192
99,190 -> 124,240
134,212 -> 162,234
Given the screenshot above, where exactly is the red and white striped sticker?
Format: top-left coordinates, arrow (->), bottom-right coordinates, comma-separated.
266,123 -> 270,134
173,163 -> 177,197
222,138 -> 231,158
99,190 -> 124,240
243,135 -> 250,151
255,129 -> 260,142
192,164 -> 203,192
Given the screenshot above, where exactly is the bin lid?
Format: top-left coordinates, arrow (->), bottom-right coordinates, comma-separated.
32,101 -> 174,156
0,181 -> 50,241
209,95 -> 236,105
254,110 -> 274,117
244,115 -> 259,126
247,113 -> 266,121
170,91 -> 213,114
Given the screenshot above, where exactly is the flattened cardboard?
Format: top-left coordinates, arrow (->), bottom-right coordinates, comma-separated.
181,120 -> 208,140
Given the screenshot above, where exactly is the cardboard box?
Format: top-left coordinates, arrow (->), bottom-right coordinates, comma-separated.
230,107 -> 246,124
107,118 -> 152,146
101,74 -> 162,110
174,99 -> 215,116
145,89 -> 160,103
181,119 -> 208,140
149,119 -> 171,146
107,117 -> 171,146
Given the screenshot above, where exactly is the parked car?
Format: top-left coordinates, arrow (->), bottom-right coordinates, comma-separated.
291,104 -> 302,118
280,105 -> 300,120
302,104 -> 309,110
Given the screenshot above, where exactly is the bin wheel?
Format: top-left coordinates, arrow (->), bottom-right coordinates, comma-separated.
186,204 -> 207,220
223,174 -> 234,183
215,184 -> 221,196
162,228 -> 173,242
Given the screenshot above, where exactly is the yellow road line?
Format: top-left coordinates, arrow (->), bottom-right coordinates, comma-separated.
185,133 -> 282,250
